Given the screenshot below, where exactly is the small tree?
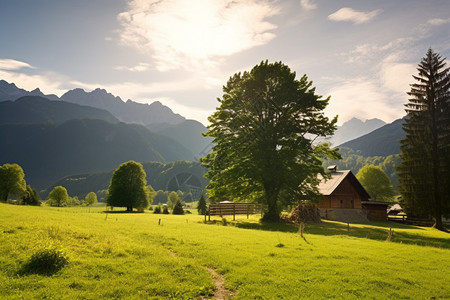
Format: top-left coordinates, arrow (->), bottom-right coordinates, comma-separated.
107,161 -> 150,211
197,195 -> 207,215
172,200 -> 184,215
0,163 -> 26,202
356,165 -> 396,202
21,185 -> 41,206
47,186 -> 69,207
167,191 -> 180,210
162,205 -> 169,214
84,192 -> 97,206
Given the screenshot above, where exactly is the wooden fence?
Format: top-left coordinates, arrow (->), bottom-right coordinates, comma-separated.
209,202 -> 255,220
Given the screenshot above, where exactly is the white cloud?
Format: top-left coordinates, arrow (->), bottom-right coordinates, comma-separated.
300,0 -> 317,11
378,53 -> 416,95
0,70 -> 66,96
325,78 -> 405,125
117,0 -> 279,71
427,18 -> 450,26
114,62 -> 151,72
328,7 -> 381,25
0,59 -> 35,71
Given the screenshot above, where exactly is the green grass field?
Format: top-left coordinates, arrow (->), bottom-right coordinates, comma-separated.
1,203 -> 449,299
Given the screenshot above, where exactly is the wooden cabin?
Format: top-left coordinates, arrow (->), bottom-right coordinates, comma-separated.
316,167 -> 371,222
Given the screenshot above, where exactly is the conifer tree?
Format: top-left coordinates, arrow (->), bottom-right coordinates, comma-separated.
397,48 -> 450,229
197,195 -> 207,215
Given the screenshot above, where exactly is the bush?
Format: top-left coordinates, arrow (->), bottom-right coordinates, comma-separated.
162,206 -> 169,214
20,249 -> 68,275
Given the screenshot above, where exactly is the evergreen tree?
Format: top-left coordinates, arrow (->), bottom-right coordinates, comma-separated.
172,200 -> 184,215
197,195 -> 207,215
397,49 -> 450,229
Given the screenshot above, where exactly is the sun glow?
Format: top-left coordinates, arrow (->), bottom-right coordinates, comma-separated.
118,0 -> 279,71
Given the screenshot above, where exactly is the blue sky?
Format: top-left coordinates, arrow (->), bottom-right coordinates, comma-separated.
1,0 -> 449,125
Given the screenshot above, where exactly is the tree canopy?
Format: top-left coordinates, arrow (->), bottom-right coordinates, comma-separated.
84,192 -> 97,206
356,165 -> 396,202
0,163 -> 26,202
202,61 -> 339,221
397,48 -> 450,229
21,185 -> 41,206
107,161 -> 151,211
46,186 -> 69,207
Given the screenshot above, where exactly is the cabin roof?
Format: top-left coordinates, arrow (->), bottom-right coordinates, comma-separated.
317,170 -> 371,199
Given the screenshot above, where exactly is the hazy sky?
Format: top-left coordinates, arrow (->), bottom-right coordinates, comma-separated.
1,0 -> 449,125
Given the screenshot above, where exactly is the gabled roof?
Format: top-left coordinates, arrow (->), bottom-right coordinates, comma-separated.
317,170 -> 371,199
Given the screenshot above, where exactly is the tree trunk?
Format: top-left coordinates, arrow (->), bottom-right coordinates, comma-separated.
262,187 -> 280,222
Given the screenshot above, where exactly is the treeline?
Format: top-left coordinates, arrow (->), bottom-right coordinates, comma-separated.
44,160 -> 208,200
323,147 -> 401,190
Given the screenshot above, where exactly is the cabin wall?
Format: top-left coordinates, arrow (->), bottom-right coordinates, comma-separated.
317,177 -> 363,209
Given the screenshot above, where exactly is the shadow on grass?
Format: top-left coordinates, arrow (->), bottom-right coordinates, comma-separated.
103,210 -> 145,214
233,220 -> 450,249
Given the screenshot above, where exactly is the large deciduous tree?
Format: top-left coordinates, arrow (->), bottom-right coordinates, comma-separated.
202,61 -> 339,221
356,165 -> 396,202
46,186 -> 69,207
0,163 -> 26,202
397,48 -> 450,230
107,161 -> 150,211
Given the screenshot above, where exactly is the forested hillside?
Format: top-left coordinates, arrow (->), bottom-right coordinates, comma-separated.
0,119 -> 195,190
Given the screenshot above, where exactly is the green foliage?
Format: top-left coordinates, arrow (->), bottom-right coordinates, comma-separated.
153,204 -> 162,214
0,163 -> 26,202
202,61 -> 339,221
197,195 -> 207,215
20,248 -> 68,276
167,191 -> 180,210
323,147 -> 401,189
172,200 -> 184,215
397,49 -> 450,228
107,161 -> 151,211
84,192 -> 97,206
162,205 -> 169,214
20,185 -> 41,206
356,165 -> 396,202
46,186 -> 69,207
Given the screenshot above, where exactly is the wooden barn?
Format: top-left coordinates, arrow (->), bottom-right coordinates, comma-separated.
316,166 -> 371,223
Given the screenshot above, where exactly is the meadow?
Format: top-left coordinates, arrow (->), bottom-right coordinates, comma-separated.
1,203 -> 449,299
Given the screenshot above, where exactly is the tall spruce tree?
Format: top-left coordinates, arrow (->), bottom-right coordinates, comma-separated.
397,48 -> 450,230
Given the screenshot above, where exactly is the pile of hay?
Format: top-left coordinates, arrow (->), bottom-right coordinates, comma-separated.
285,202 -> 321,223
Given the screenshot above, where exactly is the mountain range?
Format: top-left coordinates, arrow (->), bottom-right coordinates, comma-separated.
0,79 -> 404,194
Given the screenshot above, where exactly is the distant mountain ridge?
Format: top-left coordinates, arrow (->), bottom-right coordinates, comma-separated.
0,79 -> 209,156
0,96 -> 119,124
60,88 -> 186,126
339,118 -> 406,156
331,117 -> 386,146
0,80 -> 59,101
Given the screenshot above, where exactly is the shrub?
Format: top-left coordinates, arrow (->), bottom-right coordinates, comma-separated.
162,206 -> 169,214
20,249 -> 68,275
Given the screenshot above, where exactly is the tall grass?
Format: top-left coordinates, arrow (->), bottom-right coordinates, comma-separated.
1,203 -> 448,299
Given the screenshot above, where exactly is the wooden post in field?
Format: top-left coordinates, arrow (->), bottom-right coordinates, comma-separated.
158,218 -> 161,225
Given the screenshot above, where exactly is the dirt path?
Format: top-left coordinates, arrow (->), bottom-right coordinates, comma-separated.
198,267 -> 233,300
